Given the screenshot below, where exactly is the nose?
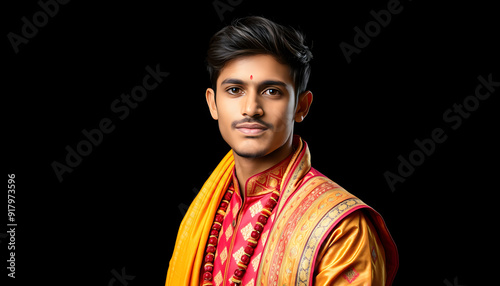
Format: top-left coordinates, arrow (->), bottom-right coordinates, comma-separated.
241,92 -> 263,117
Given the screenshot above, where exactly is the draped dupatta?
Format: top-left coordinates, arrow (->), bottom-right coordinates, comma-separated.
166,151 -> 234,286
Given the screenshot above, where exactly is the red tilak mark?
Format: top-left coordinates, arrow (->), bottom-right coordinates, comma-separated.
250,75 -> 253,80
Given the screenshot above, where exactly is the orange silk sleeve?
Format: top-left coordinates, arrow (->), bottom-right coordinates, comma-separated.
313,210 -> 387,286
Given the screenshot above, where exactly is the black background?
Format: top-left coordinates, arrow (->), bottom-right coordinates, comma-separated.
4,0 -> 499,285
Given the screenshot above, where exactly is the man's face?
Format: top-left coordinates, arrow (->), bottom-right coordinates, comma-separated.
206,54 -> 302,158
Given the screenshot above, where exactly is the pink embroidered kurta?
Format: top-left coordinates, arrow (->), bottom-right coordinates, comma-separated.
209,155 -> 291,286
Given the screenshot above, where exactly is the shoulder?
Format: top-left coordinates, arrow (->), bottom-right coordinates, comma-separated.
291,168 -> 361,208
319,209 -> 376,248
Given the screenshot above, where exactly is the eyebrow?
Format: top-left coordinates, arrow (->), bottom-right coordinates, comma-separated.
221,78 -> 245,85
220,78 -> 288,88
260,80 -> 288,87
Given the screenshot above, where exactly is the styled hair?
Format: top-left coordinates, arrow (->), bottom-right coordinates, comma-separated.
206,16 -> 313,96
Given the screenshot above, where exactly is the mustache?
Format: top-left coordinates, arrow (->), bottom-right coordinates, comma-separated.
231,117 -> 274,130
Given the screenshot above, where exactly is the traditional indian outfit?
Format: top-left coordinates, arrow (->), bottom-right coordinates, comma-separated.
166,136 -> 398,285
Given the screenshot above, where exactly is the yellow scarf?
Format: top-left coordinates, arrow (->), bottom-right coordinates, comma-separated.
166,150 -> 235,286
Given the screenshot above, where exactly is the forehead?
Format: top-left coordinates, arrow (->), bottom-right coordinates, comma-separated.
217,54 -> 293,86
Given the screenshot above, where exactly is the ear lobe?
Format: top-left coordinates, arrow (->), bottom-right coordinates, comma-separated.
206,88 -> 218,120
295,91 -> 313,122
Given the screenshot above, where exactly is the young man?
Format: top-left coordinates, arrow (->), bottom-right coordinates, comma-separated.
166,16 -> 398,286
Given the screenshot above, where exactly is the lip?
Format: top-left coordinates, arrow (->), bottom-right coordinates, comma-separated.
235,123 -> 268,135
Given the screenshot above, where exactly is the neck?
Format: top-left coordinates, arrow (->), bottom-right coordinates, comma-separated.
233,136 -> 294,193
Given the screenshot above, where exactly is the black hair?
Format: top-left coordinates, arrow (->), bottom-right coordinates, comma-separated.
206,16 -> 313,96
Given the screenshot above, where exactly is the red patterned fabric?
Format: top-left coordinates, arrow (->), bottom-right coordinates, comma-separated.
209,155 -> 291,286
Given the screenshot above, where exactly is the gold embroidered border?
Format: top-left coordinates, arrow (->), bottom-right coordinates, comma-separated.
277,139 -> 310,215
296,198 -> 363,286
278,186 -> 349,285
257,176 -> 327,285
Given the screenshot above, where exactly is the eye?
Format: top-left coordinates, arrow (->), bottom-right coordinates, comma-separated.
226,87 -> 243,95
263,88 -> 281,97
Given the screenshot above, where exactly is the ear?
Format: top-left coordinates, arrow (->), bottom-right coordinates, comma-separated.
206,88 -> 218,120
294,90 -> 313,122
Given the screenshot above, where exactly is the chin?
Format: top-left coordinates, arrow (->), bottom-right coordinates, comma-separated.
233,148 -> 269,158
232,141 -> 269,158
